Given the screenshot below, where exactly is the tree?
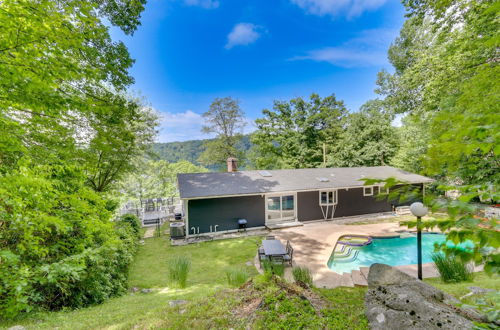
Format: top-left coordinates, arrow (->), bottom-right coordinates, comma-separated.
390,114 -> 429,173
83,95 -> 159,192
328,100 -> 398,167
376,0 -> 499,185
119,160 -> 208,202
370,0 -> 499,276
198,97 -> 246,169
251,94 -> 348,169
0,0 -> 146,173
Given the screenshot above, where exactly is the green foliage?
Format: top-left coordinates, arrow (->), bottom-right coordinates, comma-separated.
251,93 -> 348,169
224,268 -> 249,287
168,256 -> 191,288
119,214 -> 142,239
119,159 -> 208,201
0,0 -> 153,184
261,259 -> 285,277
292,266 -> 313,286
328,100 -> 399,167
151,135 -> 252,171
0,162 -> 138,318
431,253 -> 474,283
198,97 -> 247,168
377,0 -> 499,185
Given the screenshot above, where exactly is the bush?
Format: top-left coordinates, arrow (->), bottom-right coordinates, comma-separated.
0,163 -> 139,318
168,256 -> 191,288
225,268 -> 249,287
432,253 -> 474,283
292,267 -> 313,286
119,213 -> 142,238
262,259 -> 285,277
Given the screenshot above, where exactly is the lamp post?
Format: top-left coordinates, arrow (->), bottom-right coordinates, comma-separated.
410,202 -> 428,280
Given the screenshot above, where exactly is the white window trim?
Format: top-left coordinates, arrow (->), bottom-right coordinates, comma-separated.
377,185 -> 389,195
265,192 -> 297,222
363,186 -> 374,196
319,189 -> 338,205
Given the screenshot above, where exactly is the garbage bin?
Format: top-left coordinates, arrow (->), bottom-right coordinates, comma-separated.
170,222 -> 185,238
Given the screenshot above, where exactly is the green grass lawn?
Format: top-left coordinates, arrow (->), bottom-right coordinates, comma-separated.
425,272 -> 500,298
1,233 -> 496,330
0,235 -> 261,330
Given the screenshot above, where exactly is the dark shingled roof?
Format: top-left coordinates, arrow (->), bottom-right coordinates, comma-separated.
177,166 -> 433,199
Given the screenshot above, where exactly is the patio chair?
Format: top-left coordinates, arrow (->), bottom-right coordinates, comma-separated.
284,242 -> 293,266
266,235 -> 276,240
270,255 -> 285,264
258,249 -> 268,267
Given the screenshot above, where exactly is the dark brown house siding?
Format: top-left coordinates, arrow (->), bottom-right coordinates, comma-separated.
297,188 -> 393,221
187,195 -> 265,234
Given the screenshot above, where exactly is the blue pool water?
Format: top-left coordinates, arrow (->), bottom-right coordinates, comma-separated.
328,233 -> 465,273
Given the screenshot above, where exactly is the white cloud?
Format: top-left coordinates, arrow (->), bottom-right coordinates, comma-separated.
291,0 -> 387,18
225,23 -> 262,49
291,28 -> 397,67
184,0 -> 219,9
157,110 -> 256,142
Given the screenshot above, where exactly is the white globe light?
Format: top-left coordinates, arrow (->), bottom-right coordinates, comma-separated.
410,202 -> 428,217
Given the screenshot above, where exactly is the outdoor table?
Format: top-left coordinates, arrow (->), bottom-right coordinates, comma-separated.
262,239 -> 286,256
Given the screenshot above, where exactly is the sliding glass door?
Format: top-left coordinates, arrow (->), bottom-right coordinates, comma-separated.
266,193 -> 296,222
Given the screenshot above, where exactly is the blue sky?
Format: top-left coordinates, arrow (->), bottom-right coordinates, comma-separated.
111,0 -> 406,142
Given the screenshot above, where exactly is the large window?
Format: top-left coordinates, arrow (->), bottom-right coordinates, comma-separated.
266,194 -> 295,221
319,189 -> 337,205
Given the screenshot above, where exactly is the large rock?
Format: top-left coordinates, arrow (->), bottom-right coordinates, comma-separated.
365,264 -> 485,330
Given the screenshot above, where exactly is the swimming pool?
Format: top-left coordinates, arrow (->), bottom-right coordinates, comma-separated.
328,233 -> 454,273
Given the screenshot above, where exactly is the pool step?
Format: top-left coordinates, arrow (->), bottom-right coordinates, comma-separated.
351,270 -> 368,287
360,267 -> 370,280
340,272 -> 355,287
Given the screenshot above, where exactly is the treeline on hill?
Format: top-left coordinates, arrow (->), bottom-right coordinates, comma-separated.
0,0 -> 152,318
151,135 -> 252,171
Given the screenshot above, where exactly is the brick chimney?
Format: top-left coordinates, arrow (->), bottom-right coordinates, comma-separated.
227,157 -> 238,172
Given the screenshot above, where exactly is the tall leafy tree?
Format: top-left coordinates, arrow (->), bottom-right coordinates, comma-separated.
251,93 -> 347,169
328,100 -> 398,167
0,0 -> 147,178
198,97 -> 246,168
376,0 -> 499,185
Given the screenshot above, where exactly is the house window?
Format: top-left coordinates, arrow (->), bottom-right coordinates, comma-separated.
378,185 -> 389,195
319,189 -> 337,205
267,194 -> 295,220
363,186 -> 374,196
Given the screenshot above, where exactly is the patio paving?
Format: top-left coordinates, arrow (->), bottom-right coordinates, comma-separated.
270,219 -> 443,288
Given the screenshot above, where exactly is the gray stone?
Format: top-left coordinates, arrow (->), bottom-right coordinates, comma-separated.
141,288 -> 153,293
169,300 -> 188,307
365,263 -> 486,330
8,326 -> 26,330
246,261 -> 253,266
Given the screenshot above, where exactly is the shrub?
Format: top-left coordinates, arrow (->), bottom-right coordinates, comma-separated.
168,256 -> 191,288
225,268 -> 249,287
119,213 -> 142,238
432,253 -> 474,283
292,267 -> 313,286
0,163 -> 139,318
262,260 -> 285,277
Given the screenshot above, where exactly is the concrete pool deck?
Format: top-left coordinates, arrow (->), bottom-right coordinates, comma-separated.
270,219 -> 453,288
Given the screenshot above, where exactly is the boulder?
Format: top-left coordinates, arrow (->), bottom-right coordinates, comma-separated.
365,263 -> 486,330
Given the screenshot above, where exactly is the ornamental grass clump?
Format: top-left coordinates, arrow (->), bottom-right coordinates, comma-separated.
225,267 -> 249,287
262,259 -> 285,277
292,266 -> 313,286
432,253 -> 473,283
168,256 -> 191,288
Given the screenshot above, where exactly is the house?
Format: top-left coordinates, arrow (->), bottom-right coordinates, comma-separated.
177,159 -> 433,237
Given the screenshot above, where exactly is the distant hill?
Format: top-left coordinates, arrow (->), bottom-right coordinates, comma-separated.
150,135 -> 252,171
